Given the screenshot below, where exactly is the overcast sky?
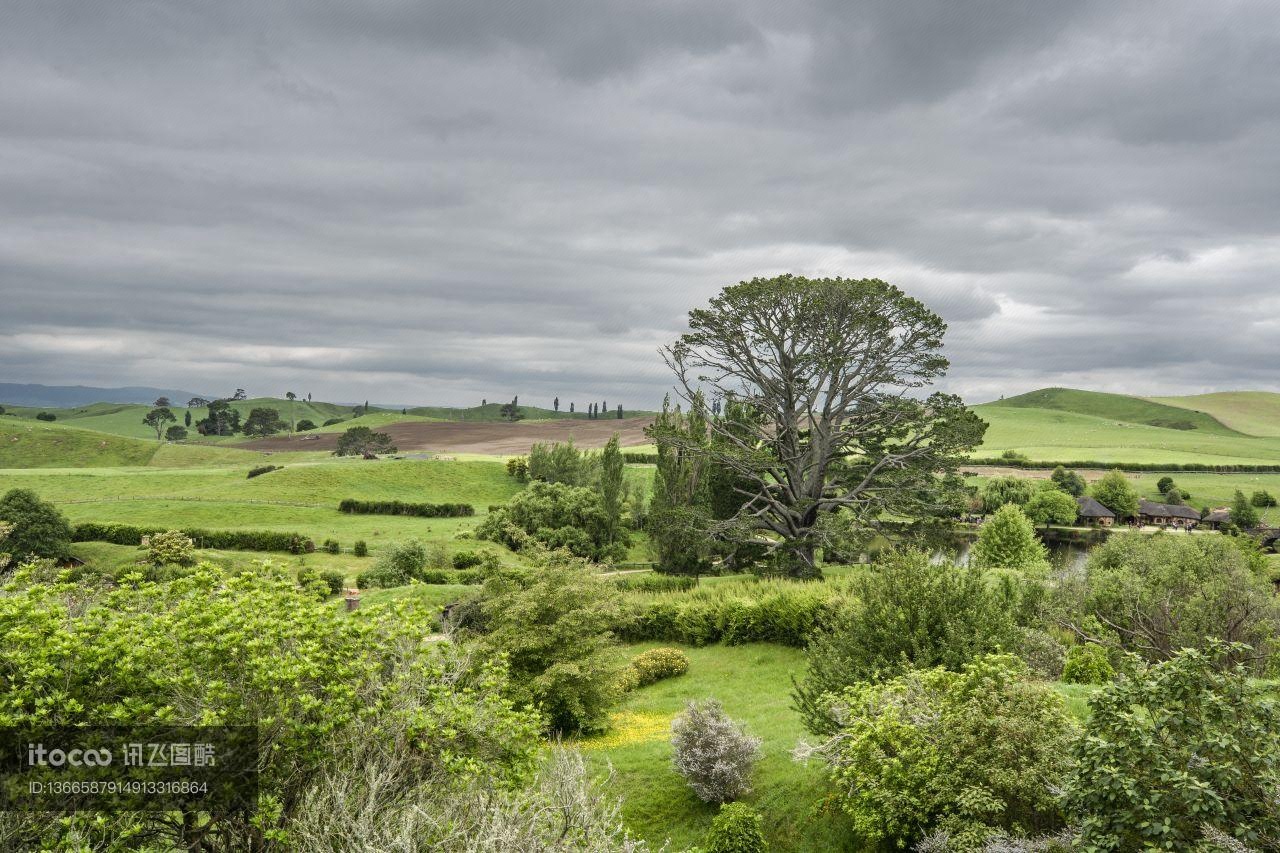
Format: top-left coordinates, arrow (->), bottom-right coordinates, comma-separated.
2,1 -> 1278,407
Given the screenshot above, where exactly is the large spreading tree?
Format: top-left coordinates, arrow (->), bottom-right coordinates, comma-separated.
656,275 -> 985,578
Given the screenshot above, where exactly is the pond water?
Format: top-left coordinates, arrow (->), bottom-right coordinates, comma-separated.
932,536 -> 1093,573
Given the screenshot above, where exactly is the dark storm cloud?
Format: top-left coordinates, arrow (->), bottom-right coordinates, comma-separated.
1,0 -> 1279,406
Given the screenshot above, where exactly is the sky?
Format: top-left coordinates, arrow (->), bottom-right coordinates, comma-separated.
2,0 -> 1279,408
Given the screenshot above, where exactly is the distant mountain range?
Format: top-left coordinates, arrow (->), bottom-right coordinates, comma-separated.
0,383 -> 208,409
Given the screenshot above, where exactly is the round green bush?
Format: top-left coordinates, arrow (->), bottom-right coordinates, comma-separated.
0,488 -> 73,561
1062,643 -> 1114,685
705,802 -> 766,853
145,530 -> 195,567
630,647 -> 689,687
353,540 -> 368,557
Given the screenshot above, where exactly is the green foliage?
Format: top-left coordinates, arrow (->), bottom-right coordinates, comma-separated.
628,647 -> 690,687
195,398 -> 240,435
0,488 -> 73,561
616,576 -> 847,648
610,573 -> 698,593
1080,533 -> 1278,669
1061,643 -> 1114,685
338,498 -> 474,517
646,396 -> 716,575
1252,489 -> 1278,507
295,418 -> 317,431
705,803 -> 767,853
600,434 -> 624,544
1156,475 -> 1176,494
321,537 -> 341,554
1050,466 -> 1087,497
528,438 -> 596,486
506,456 -> 529,482
246,463 -> 282,478
477,480 -> 625,562
1231,488 -> 1261,528
335,425 -> 397,457
141,405 -> 176,440
241,406 -> 287,437
144,529 -> 195,566
352,539 -> 368,557
164,424 -> 187,441
1025,487 -> 1080,527
980,477 -> 1035,513
1063,645 -> 1280,851
71,521 -> 313,553
357,538 -> 429,587
817,655 -> 1075,848
35,411 -> 56,421
0,564 -> 542,846
1090,469 -> 1139,520
793,551 -> 1019,735
971,504 -> 1049,571
470,548 -> 623,734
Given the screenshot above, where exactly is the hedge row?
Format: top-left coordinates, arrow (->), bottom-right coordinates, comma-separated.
71,523 -> 315,554
622,453 -> 658,464
613,580 -> 851,647
337,499 -> 475,518
356,567 -> 484,589
966,458 -> 1280,473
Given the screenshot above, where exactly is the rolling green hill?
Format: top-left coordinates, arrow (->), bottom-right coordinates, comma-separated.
407,402 -> 655,421
1147,391 -> 1280,438
984,388 -> 1241,435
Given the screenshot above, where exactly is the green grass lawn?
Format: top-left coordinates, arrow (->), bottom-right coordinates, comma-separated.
577,641 -> 1098,852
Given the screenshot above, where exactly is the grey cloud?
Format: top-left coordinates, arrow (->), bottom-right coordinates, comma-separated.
1,1 -> 1279,405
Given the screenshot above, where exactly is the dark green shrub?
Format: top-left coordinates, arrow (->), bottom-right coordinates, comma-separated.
70,522 -> 312,554
1063,645 -> 1280,851
338,499 -> 474,518
611,573 -> 698,593
321,417 -> 344,427
35,412 -> 56,421
793,551 -> 1019,735
317,570 -> 344,596
1061,643 -> 1114,684
353,540 -> 368,557
0,488 -> 73,561
247,464 -> 282,479
295,419 -> 316,431
705,802 -> 766,853
452,550 -> 484,570
477,481 -> 624,562
321,538 -> 340,555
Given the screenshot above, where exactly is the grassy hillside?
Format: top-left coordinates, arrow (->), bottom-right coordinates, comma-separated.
2,398 -> 374,441
1148,391 -> 1280,438
986,388 -> 1241,435
972,405 -> 1280,465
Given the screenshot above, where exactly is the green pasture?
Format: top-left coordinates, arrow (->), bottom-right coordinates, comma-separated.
1148,391 -> 1280,438
971,405 -> 1280,465
985,388 -> 1244,435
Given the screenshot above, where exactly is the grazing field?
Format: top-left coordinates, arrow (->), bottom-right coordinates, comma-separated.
971,404 -> 1280,465
984,388 -> 1244,435
237,415 -> 657,454
1148,391 -> 1280,438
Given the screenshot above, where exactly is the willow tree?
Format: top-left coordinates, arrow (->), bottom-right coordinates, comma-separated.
658,274 -> 986,578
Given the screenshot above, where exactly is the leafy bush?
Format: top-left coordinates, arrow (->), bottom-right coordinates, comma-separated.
1078,532 -> 1278,670
338,498 -> 474,518
671,699 -> 762,804
164,424 -> 188,441
971,504 -> 1049,572
320,537 -> 340,554
71,522 -> 312,554
1063,644 -> 1280,851
527,438 -> 597,486
477,481 -> 624,562
0,488 -> 73,561
317,569 -> 345,596
241,407 -> 286,436
1061,643 -> 1113,684
629,647 -> 689,687
1017,627 -> 1066,680
980,477 -> 1035,513
1090,469 -> 1139,520
705,802 -> 767,853
812,655 -> 1075,848
506,456 -> 529,482
353,539 -> 368,557
611,573 -> 698,593
295,419 -> 317,431
0,563 -> 542,848
321,417 -> 344,427
1024,488 -> 1079,527
35,411 -> 56,421
451,550 -> 484,569
247,464 -> 282,478
1251,489 -> 1278,508
335,426 -> 396,457
469,547 -> 623,734
793,551 -> 1018,735
144,529 -> 195,566
616,577 -> 848,648
1050,466 -> 1086,497
355,539 -> 435,587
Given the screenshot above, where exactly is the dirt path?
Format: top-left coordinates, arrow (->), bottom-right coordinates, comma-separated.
238,417 -> 655,455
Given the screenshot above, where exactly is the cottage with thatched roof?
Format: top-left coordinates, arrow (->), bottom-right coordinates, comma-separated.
1076,495 -> 1115,526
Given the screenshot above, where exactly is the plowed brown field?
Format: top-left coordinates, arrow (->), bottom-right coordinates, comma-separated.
238,417 -> 654,455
